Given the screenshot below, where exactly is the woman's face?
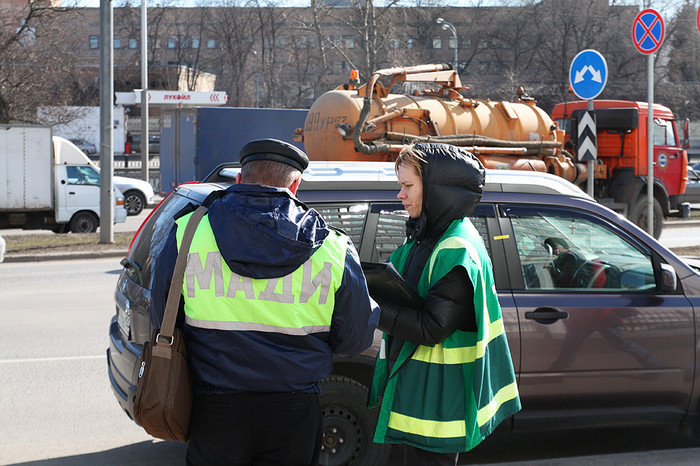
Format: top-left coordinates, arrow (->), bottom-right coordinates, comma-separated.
397,163 -> 423,219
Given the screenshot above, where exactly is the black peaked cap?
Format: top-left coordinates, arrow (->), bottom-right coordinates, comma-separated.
239,138 -> 309,172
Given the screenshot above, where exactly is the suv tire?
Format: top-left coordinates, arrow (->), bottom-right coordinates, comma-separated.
319,376 -> 391,466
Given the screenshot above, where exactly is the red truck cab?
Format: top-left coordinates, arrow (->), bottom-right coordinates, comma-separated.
551,100 -> 689,238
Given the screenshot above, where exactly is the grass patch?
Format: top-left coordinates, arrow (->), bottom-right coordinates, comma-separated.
5,231 -> 135,255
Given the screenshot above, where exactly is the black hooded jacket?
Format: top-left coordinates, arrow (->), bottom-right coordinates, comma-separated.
378,143 -> 485,347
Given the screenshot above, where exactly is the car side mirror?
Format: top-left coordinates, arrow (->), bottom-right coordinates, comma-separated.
659,263 -> 677,292
682,118 -> 691,149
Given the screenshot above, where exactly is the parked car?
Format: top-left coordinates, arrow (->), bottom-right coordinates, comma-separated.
113,176 -> 155,216
0,233 -> 5,262
677,165 -> 700,205
130,133 -> 159,155
69,138 -> 97,156
107,162 -> 700,466
81,162 -> 155,216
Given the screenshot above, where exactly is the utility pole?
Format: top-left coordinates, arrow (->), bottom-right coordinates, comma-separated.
99,0 -> 114,243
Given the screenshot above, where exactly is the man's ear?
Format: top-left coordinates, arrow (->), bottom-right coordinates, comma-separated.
289,177 -> 301,194
236,172 -> 242,184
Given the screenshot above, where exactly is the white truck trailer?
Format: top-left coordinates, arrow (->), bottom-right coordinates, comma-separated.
0,125 -> 127,233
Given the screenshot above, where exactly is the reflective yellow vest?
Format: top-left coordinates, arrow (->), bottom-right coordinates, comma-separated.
175,213 -> 348,335
369,218 -> 521,453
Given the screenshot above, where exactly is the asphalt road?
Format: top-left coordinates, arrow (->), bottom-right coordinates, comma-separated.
1,258 -> 700,465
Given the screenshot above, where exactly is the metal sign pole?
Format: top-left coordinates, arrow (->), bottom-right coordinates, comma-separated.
647,53 -> 654,236
140,0 -> 149,184
587,99 -> 594,197
631,8 -> 663,237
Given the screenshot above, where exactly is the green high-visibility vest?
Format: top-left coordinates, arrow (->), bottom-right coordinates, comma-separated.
369,217 -> 521,453
175,213 -> 348,335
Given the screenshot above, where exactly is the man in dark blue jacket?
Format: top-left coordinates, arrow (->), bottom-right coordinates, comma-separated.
151,139 -> 379,466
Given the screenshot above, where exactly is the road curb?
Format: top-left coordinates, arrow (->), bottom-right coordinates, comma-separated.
663,219 -> 700,229
3,249 -> 127,263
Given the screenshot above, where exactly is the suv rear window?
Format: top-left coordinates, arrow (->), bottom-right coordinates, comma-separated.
124,193 -> 193,288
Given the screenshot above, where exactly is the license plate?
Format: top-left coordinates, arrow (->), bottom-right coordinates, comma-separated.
117,304 -> 131,338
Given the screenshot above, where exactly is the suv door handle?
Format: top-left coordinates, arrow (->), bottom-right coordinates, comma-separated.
525,307 -> 569,325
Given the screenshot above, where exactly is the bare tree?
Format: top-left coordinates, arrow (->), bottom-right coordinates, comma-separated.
206,1 -> 261,106
0,1 -> 79,122
657,0 -> 700,119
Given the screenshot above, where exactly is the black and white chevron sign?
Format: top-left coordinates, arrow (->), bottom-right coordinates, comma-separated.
577,110 -> 597,162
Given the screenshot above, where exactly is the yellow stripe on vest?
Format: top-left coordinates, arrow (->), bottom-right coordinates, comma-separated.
388,412 -> 466,439
476,381 -> 520,427
428,235 -> 488,318
411,318 -> 505,365
428,236 -> 480,283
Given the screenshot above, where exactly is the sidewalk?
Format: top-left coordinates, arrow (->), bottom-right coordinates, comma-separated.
4,249 -> 128,263
662,217 -> 700,229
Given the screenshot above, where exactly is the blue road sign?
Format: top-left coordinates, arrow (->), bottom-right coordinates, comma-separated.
632,9 -> 664,55
569,49 -> 608,101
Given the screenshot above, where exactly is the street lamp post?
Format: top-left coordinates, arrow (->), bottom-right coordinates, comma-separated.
436,17 -> 458,73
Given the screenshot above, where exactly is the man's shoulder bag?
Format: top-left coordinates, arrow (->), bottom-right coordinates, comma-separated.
133,206 -> 207,443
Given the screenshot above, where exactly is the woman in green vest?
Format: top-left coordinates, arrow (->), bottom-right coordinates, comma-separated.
369,143 -> 521,465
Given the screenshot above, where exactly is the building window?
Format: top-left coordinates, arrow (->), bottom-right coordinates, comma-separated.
448,37 -> 456,50
299,35 -> 314,49
432,37 -> 442,49
390,38 -> 400,49
207,39 -> 217,49
89,35 -> 99,49
168,36 -> 177,49
192,37 -> 200,49
343,36 -> 355,49
407,39 -> 414,49
335,61 -> 352,74
180,36 -> 189,48
129,38 -> 138,49
114,36 -> 121,49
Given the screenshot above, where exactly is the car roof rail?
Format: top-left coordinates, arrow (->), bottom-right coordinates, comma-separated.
201,161 -> 590,198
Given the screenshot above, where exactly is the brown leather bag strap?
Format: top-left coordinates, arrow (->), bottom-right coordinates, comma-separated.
159,205 -> 208,342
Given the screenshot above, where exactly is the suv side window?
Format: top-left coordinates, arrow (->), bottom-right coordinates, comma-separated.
505,205 -> 655,291
314,203 -> 368,247
368,204 -> 493,263
372,206 -> 407,262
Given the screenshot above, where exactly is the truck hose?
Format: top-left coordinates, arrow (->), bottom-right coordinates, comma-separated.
353,80 -> 391,155
352,64 -> 453,156
383,132 -> 562,150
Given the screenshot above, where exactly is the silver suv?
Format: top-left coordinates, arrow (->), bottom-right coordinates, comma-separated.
108,162 -> 700,465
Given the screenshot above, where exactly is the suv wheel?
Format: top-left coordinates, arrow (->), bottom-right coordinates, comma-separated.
319,376 -> 391,466
124,190 -> 146,216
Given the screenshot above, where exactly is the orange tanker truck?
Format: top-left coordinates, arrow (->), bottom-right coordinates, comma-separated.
294,63 -> 690,238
